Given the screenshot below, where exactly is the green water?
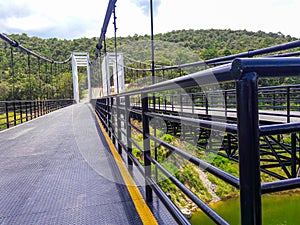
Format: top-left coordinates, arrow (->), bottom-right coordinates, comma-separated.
190,193 -> 300,225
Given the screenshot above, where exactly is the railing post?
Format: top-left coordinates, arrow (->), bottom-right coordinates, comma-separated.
45,101 -> 48,114
291,133 -> 297,178
142,92 -> 152,202
191,93 -> 195,114
125,95 -> 133,169
164,96 -> 167,113
224,91 -> 228,118
171,95 -> 174,111
116,96 -> 122,154
272,90 -> 276,110
180,93 -> 183,113
287,86 -> 290,123
19,101 -> 23,123
107,97 -> 112,138
40,101 -> 43,115
25,102 -> 28,121
33,101 -> 36,118
158,96 -> 161,110
41,101 -> 43,115
111,97 -> 116,145
30,101 -> 33,120
5,102 -> 9,129
37,101 -> 40,117
13,102 -> 16,126
236,72 -> 261,225
205,94 -> 209,115
104,98 -> 108,132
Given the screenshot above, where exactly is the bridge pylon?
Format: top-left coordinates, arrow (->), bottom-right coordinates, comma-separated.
101,52 -> 125,96
71,52 -> 91,103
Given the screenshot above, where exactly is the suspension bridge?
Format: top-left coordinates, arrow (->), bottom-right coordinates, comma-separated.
1,0 -> 300,225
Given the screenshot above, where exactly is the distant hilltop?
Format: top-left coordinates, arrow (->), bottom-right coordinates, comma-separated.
2,29 -> 296,62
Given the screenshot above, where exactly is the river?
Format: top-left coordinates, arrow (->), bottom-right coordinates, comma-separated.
190,193 -> 300,225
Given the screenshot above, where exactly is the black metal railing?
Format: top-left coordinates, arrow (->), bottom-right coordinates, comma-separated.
132,84 -> 300,124
0,99 -> 75,131
95,57 -> 300,225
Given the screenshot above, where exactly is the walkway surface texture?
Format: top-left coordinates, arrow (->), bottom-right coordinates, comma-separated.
0,103 -> 176,225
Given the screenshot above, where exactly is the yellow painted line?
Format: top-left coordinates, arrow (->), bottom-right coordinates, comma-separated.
94,112 -> 158,225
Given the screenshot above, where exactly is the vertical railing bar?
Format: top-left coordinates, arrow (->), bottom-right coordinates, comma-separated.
180,93 -> 183,113
37,101 -> 40,117
30,101 -> 33,120
142,92 -> 153,202
5,102 -> 9,129
291,133 -> 297,178
205,94 -> 209,115
13,102 -> 16,126
191,93 -> 195,114
116,96 -> 122,154
224,91 -> 228,118
287,86 -> 291,123
25,102 -> 28,121
111,97 -> 116,145
125,95 -> 133,170
236,72 -> 261,225
20,101 -> 23,123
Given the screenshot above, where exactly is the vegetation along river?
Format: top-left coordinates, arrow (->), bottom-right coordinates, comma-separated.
190,193 -> 300,225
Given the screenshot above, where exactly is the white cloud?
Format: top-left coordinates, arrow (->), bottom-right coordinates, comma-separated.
1,0 -> 300,39
153,0 -> 300,37
1,0 -> 109,39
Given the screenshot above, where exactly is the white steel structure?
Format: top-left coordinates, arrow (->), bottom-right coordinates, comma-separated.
71,52 -> 91,103
102,52 -> 124,96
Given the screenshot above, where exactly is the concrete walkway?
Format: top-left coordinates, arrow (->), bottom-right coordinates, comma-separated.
0,103 -> 175,225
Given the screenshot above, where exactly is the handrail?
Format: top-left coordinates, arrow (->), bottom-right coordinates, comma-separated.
95,56 -> 300,225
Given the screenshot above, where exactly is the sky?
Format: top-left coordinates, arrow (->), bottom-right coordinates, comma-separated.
1,0 -> 300,39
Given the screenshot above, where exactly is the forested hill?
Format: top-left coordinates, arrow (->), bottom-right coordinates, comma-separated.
3,29 -> 297,62
155,29 -> 296,59
0,29 -> 298,100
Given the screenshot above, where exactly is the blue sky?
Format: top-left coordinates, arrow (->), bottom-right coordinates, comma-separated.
1,0 -> 299,39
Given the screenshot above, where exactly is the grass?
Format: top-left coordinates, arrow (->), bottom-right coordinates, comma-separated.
128,118 -> 298,213
0,111 -> 36,131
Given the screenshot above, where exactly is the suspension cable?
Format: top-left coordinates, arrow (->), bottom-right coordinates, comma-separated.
27,53 -> 32,100
45,61 -> 49,99
150,0 -> 155,84
0,33 -> 71,64
97,0 -> 117,53
38,58 -> 42,100
10,46 -> 15,98
113,4 -> 119,93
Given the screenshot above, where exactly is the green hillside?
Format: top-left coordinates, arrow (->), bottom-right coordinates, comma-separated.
0,29 -> 298,100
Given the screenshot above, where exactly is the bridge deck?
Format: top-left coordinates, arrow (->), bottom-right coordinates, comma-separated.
0,104 -> 175,225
